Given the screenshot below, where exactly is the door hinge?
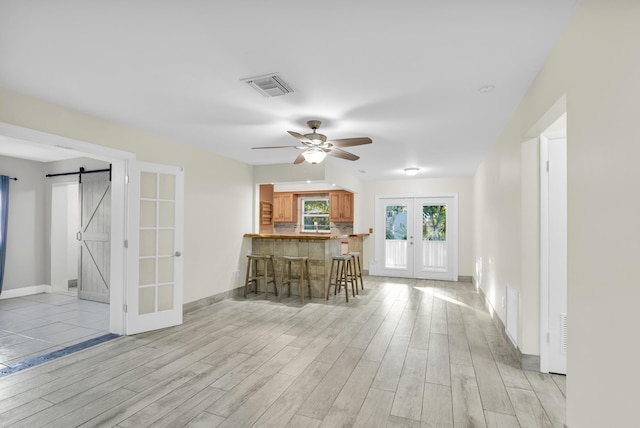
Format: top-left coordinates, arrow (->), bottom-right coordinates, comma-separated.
547,332 -> 550,343
546,160 -> 549,172
125,175 -> 129,184
123,304 -> 128,313
124,239 -> 128,248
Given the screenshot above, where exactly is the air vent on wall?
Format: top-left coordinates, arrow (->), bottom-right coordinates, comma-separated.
241,73 -> 294,97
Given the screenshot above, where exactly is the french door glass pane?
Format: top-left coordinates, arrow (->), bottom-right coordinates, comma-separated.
138,172 -> 177,315
421,204 -> 447,270
385,205 -> 408,268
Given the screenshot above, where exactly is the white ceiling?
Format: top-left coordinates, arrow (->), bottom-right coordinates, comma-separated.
0,1 -> 578,180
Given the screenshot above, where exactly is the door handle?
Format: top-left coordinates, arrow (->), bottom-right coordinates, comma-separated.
76,231 -> 82,241
174,251 -> 182,257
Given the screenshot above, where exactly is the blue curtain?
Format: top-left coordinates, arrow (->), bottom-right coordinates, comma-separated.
0,175 -> 8,294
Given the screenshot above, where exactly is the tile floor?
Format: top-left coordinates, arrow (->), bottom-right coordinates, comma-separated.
0,290 -> 109,369
0,276 -> 566,427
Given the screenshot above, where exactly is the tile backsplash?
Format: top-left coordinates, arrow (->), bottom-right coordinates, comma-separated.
274,222 -> 353,235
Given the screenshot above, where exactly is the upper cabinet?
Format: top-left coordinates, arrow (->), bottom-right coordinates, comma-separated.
273,192 -> 297,222
329,190 -> 354,222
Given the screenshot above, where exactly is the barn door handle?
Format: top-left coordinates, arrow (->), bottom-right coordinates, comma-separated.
76,231 -> 82,241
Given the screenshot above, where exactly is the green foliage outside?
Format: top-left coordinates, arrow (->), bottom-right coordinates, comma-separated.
303,199 -> 329,214
385,205 -> 407,240
423,205 -> 446,240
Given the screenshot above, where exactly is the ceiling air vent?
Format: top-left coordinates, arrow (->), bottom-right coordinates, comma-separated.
241,73 -> 294,97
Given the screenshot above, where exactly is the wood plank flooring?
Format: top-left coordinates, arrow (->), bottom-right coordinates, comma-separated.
0,276 -> 566,427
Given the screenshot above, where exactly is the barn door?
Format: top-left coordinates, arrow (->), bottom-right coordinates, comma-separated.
126,162 -> 184,335
78,172 -> 111,303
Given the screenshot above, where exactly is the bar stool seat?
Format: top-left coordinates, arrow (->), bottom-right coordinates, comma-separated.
244,254 -> 278,299
281,256 -> 312,304
348,251 -> 364,293
326,254 -> 356,302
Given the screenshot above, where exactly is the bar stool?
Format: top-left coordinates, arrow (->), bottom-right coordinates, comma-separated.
281,256 -> 312,304
244,254 -> 278,299
348,251 -> 364,293
326,254 -> 356,302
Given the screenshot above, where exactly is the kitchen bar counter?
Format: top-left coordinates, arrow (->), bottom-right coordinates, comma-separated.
243,233 -> 348,240
244,233 -> 368,299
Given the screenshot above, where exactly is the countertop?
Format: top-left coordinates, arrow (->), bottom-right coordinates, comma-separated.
244,233 -> 369,240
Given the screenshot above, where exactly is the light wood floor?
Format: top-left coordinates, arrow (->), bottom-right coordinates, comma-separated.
0,276 -> 566,427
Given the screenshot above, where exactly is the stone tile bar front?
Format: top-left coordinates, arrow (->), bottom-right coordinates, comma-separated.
243,233 -> 348,299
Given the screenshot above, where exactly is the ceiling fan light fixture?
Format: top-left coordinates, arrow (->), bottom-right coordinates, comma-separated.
302,148 -> 327,164
404,167 -> 419,176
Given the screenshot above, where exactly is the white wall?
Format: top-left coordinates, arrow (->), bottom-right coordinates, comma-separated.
473,1 -> 640,426
0,87 -> 255,304
0,155 -> 47,292
362,177 -> 473,277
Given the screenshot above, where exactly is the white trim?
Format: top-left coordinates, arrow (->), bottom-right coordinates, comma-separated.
0,122 -> 135,335
539,134 -> 550,373
0,285 -> 52,299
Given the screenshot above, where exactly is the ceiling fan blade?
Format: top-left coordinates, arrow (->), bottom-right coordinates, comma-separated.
327,147 -> 359,161
327,137 -> 372,148
252,145 -> 299,149
288,131 -> 313,144
293,153 -> 306,164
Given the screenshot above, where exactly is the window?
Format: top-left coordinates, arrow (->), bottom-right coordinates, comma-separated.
301,198 -> 330,232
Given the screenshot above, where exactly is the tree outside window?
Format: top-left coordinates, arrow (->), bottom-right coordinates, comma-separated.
302,198 -> 330,232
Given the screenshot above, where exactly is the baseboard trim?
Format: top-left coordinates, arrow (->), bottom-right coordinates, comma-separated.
0,284 -> 52,299
457,275 -> 473,283
183,286 -> 244,314
473,277 -> 539,371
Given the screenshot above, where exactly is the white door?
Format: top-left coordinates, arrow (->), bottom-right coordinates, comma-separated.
414,198 -> 456,281
377,199 -> 413,277
78,173 -> 111,303
541,137 -> 568,374
126,162 -> 184,335
374,196 -> 457,280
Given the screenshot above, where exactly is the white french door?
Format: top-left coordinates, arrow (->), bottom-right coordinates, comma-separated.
374,195 -> 457,280
126,162 -> 184,335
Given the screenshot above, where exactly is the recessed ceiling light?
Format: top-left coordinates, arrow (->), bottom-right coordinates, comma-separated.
404,167 -> 419,176
478,85 -> 495,94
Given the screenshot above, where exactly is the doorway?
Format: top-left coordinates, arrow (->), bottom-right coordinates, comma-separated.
373,195 -> 458,280
51,182 -> 80,293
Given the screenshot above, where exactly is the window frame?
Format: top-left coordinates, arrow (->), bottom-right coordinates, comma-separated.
300,197 -> 331,233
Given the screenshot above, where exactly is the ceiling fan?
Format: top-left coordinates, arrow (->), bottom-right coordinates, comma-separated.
252,120 -> 372,164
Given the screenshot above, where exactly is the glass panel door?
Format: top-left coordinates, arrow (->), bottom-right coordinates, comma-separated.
415,199 -> 453,279
375,199 -> 414,277
127,161 -> 184,334
375,196 -> 457,280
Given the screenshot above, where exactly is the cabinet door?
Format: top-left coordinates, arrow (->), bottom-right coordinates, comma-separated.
341,192 -> 354,221
274,192 -> 296,222
329,191 -> 354,221
329,192 -> 342,221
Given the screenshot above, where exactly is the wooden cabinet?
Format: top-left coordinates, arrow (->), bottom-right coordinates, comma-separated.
273,192 -> 297,222
329,190 -> 354,222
